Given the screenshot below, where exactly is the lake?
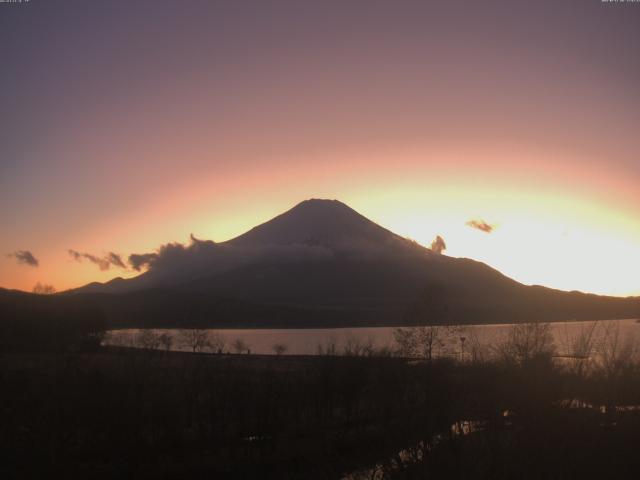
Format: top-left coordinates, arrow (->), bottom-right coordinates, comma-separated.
104,318 -> 640,357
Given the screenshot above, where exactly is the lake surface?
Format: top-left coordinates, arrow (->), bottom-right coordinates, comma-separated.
104,318 -> 640,357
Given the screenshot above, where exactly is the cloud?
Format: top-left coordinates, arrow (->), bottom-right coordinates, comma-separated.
129,233 -> 220,272
7,250 -> 39,267
106,252 -> 126,269
430,235 -> 446,254
68,249 -> 127,271
126,232 -> 341,279
128,235 -> 220,272
466,219 -> 495,233
125,231 -> 429,289
129,252 -> 159,271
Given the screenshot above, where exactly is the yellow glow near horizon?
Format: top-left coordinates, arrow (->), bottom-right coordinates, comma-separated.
357,184 -> 640,297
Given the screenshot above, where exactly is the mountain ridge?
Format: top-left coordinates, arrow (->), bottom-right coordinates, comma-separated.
53,199 -> 639,328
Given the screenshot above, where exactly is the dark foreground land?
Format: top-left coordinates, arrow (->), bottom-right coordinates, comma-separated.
3,348 -> 640,479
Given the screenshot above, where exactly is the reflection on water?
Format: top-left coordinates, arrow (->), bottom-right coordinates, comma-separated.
344,403 -> 640,479
344,419 -> 488,479
104,318 -> 640,357
343,440 -> 426,480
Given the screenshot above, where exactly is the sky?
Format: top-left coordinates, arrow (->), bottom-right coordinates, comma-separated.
1,0 -> 639,296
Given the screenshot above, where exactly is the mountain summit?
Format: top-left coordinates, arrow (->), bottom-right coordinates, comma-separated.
230,199 -> 407,249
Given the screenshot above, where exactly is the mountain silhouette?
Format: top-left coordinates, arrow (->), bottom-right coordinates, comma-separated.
59,199 -> 639,328
230,199 -> 413,248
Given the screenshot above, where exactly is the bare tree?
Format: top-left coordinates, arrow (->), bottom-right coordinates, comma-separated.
316,338 -> 337,356
343,335 -> 364,357
421,326 -> 444,361
206,332 -> 226,354
178,328 -> 211,353
362,336 -> 376,357
465,327 -> 490,364
395,282 -> 454,361
232,338 -> 249,354
494,322 -> 555,366
394,325 -> 450,361
394,327 -> 418,357
158,332 -> 173,352
343,336 -> 376,357
272,343 -> 287,356
32,282 -> 56,295
136,329 -> 162,350
597,321 -> 636,381
558,321 -> 599,377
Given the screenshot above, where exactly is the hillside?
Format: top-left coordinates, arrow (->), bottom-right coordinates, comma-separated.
53,199 -> 640,328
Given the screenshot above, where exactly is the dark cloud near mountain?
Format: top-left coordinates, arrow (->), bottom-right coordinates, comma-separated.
7,250 -> 39,267
129,253 -> 159,271
72,201 -> 451,294
68,250 -> 127,271
128,235 -> 217,272
128,236 -> 236,275
125,230 -> 421,283
128,236 -> 229,276
466,219 -> 495,233
127,233 -> 218,272
123,201 -> 427,279
430,235 -> 446,254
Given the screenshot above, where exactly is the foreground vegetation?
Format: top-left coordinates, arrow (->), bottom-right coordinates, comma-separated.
3,288 -> 640,478
3,320 -> 640,479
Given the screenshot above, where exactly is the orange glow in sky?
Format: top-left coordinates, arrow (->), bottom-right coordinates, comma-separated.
3,145 -> 640,297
